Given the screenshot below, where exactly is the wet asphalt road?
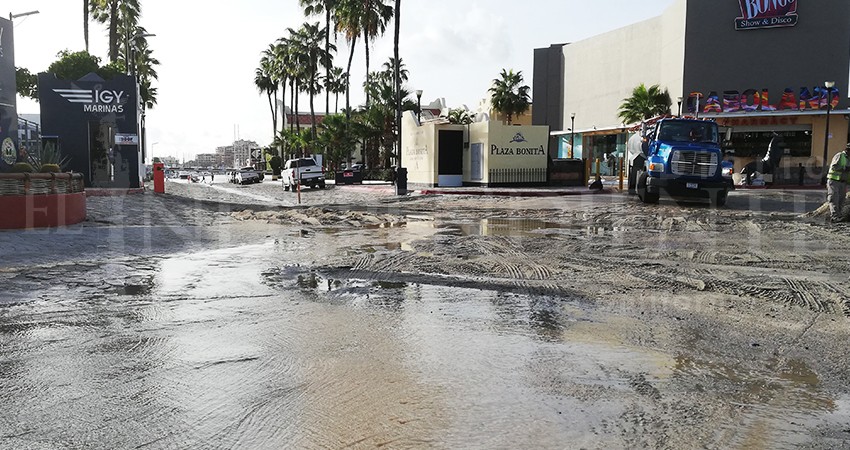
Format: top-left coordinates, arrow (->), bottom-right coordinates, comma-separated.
1,179 -> 849,448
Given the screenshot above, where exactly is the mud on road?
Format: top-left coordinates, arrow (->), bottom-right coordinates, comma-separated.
1,181 -> 849,448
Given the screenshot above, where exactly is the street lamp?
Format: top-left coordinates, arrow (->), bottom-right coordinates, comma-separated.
9,10 -> 39,20
415,89 -> 423,121
570,113 -> 576,158
677,97 -> 683,117
823,80 -> 835,185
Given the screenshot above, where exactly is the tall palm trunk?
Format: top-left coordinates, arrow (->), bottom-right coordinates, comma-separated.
280,75 -> 288,153
290,79 -> 296,133
364,0 -> 371,108
393,0 -> 401,168
345,35 -> 357,118
108,1 -> 119,62
325,9 -> 332,116
84,0 -> 90,53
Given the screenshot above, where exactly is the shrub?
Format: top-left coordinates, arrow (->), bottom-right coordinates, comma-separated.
40,164 -> 61,173
12,162 -> 34,173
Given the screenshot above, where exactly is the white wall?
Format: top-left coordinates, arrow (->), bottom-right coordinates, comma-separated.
561,0 -> 686,131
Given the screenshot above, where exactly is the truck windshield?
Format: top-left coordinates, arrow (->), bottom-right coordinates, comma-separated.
657,122 -> 719,144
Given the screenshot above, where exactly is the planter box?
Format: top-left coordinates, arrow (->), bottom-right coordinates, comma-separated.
0,173 -> 87,229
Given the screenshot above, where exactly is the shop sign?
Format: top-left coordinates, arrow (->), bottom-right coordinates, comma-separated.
736,0 -> 798,30
115,133 -> 139,145
53,88 -> 127,113
719,116 -> 800,127
491,133 -> 546,156
688,86 -> 840,114
1,138 -> 16,164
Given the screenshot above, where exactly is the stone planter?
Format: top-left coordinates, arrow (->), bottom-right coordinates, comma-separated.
0,173 -> 87,229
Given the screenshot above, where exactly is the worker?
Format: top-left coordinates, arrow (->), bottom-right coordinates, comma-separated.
826,143 -> 850,223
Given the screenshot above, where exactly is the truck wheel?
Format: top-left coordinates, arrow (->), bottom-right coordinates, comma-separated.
712,189 -> 728,207
637,171 -> 659,204
319,181 -> 326,189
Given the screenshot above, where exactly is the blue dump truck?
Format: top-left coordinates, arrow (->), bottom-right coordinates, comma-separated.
634,118 -> 734,206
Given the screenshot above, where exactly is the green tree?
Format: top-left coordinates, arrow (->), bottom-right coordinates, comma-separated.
447,108 -> 473,125
334,0 -> 393,112
360,61 -> 416,168
299,0 -> 338,115
90,0 -> 140,64
46,50 -> 122,81
325,66 -> 348,113
488,69 -> 530,125
288,22 -> 336,143
617,83 -> 671,124
15,68 -> 38,100
255,44 -> 280,145
317,113 -> 358,170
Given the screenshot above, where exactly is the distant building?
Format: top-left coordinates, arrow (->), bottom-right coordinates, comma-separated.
533,0 -> 850,183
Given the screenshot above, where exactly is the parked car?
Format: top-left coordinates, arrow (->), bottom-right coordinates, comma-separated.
235,167 -> 261,185
282,157 -> 326,191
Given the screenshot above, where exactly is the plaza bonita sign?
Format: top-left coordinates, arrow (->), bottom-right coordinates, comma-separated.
736,0 -> 798,30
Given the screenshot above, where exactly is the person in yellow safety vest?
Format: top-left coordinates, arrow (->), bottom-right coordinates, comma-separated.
826,143 -> 850,222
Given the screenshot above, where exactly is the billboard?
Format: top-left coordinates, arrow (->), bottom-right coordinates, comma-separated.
0,17 -> 18,169
736,0 -> 799,30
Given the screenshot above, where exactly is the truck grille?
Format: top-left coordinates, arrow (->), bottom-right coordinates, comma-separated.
671,151 -> 717,177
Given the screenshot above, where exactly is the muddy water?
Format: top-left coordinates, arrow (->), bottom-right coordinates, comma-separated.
0,222 -> 846,448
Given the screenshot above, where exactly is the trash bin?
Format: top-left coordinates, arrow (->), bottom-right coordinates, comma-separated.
395,167 -> 408,195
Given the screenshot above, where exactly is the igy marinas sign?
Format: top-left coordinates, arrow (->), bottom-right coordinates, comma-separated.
736,0 -> 798,30
54,88 -> 127,113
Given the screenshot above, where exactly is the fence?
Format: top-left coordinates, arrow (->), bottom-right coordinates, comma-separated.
488,168 -> 548,185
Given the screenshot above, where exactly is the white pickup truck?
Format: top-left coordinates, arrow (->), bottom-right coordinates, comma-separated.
235,167 -> 261,185
282,157 -> 326,191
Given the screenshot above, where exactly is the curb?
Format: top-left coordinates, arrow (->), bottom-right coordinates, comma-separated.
86,187 -> 147,197
417,188 -> 616,197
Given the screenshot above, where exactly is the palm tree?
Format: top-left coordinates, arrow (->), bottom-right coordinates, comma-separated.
617,83 -> 672,124
488,69 -> 530,125
447,109 -> 473,125
325,66 -> 347,113
334,0 -> 393,111
90,0 -> 140,64
361,0 -> 394,107
299,0 -> 338,115
288,22 -> 336,142
255,46 -> 280,145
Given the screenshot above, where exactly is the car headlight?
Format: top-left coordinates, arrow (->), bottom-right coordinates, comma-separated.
648,162 -> 665,172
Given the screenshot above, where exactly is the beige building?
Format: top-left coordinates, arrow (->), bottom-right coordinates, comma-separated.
401,111 -> 549,187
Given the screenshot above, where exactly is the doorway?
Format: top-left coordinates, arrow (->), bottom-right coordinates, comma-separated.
438,130 -> 463,187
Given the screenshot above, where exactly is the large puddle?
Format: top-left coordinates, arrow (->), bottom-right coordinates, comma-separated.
0,236 -> 844,448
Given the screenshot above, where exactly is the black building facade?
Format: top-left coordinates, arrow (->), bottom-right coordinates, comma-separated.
0,17 -> 18,172
38,73 -> 142,188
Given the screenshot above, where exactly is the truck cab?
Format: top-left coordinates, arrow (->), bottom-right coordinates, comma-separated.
637,118 -> 734,206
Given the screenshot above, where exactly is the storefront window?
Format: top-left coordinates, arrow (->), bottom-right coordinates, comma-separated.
729,130 -> 812,157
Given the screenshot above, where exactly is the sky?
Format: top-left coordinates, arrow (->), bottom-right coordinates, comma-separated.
9,0 -> 675,162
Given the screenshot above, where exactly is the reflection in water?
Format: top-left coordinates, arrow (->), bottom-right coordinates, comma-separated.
0,240 -> 845,448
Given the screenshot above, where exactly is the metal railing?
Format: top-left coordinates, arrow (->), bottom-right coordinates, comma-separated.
488,168 -> 547,184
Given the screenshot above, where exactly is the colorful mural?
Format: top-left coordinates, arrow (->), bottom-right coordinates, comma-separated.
688,87 -> 841,114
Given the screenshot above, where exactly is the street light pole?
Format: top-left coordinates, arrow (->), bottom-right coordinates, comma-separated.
823,80 -> 835,185
9,10 -> 39,20
415,89 -> 423,122
570,113 -> 576,159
